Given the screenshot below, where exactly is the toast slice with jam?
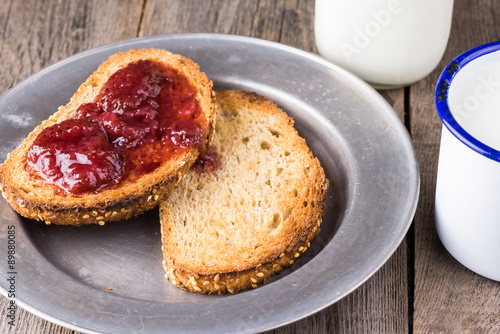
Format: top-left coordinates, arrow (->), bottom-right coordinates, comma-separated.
0,48 -> 216,225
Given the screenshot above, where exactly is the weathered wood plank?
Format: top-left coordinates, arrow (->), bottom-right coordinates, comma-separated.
140,0 -> 315,50
0,0 -> 143,93
413,0 -> 500,333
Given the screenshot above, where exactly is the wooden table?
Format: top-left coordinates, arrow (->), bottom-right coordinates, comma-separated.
1,1 -> 499,333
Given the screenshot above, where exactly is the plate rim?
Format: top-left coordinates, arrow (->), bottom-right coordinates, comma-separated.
0,33 -> 420,334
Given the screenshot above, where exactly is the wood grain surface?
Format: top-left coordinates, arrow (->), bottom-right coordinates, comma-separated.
0,0 -> 498,333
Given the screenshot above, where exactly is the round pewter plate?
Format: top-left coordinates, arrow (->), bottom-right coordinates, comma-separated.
0,34 -> 419,334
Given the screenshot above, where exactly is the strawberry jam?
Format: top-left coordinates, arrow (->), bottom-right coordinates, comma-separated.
27,119 -> 123,193
191,146 -> 221,175
26,60 -> 206,194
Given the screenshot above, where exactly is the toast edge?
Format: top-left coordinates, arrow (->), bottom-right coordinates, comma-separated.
161,175 -> 328,294
162,216 -> 325,294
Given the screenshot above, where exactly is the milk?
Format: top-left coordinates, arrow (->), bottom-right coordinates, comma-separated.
448,51 -> 500,151
314,0 -> 454,88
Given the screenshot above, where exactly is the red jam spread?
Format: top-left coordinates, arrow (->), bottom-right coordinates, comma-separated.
26,60 -> 206,194
191,146 -> 221,175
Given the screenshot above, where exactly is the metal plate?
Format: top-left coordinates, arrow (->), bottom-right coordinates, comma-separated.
0,34 -> 419,334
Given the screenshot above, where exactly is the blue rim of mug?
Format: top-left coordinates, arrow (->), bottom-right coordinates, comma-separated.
435,40 -> 500,162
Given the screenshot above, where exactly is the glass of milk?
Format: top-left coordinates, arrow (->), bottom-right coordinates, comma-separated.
435,41 -> 500,282
315,0 -> 454,89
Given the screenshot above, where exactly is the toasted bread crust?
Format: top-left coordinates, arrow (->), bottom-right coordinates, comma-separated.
0,49 -> 216,225
160,90 -> 328,293
163,217 -> 323,294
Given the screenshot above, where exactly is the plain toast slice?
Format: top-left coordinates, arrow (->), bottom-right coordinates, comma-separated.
160,90 -> 328,294
0,48 -> 215,225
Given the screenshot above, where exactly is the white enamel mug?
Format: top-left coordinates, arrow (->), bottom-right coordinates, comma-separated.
435,41 -> 500,281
